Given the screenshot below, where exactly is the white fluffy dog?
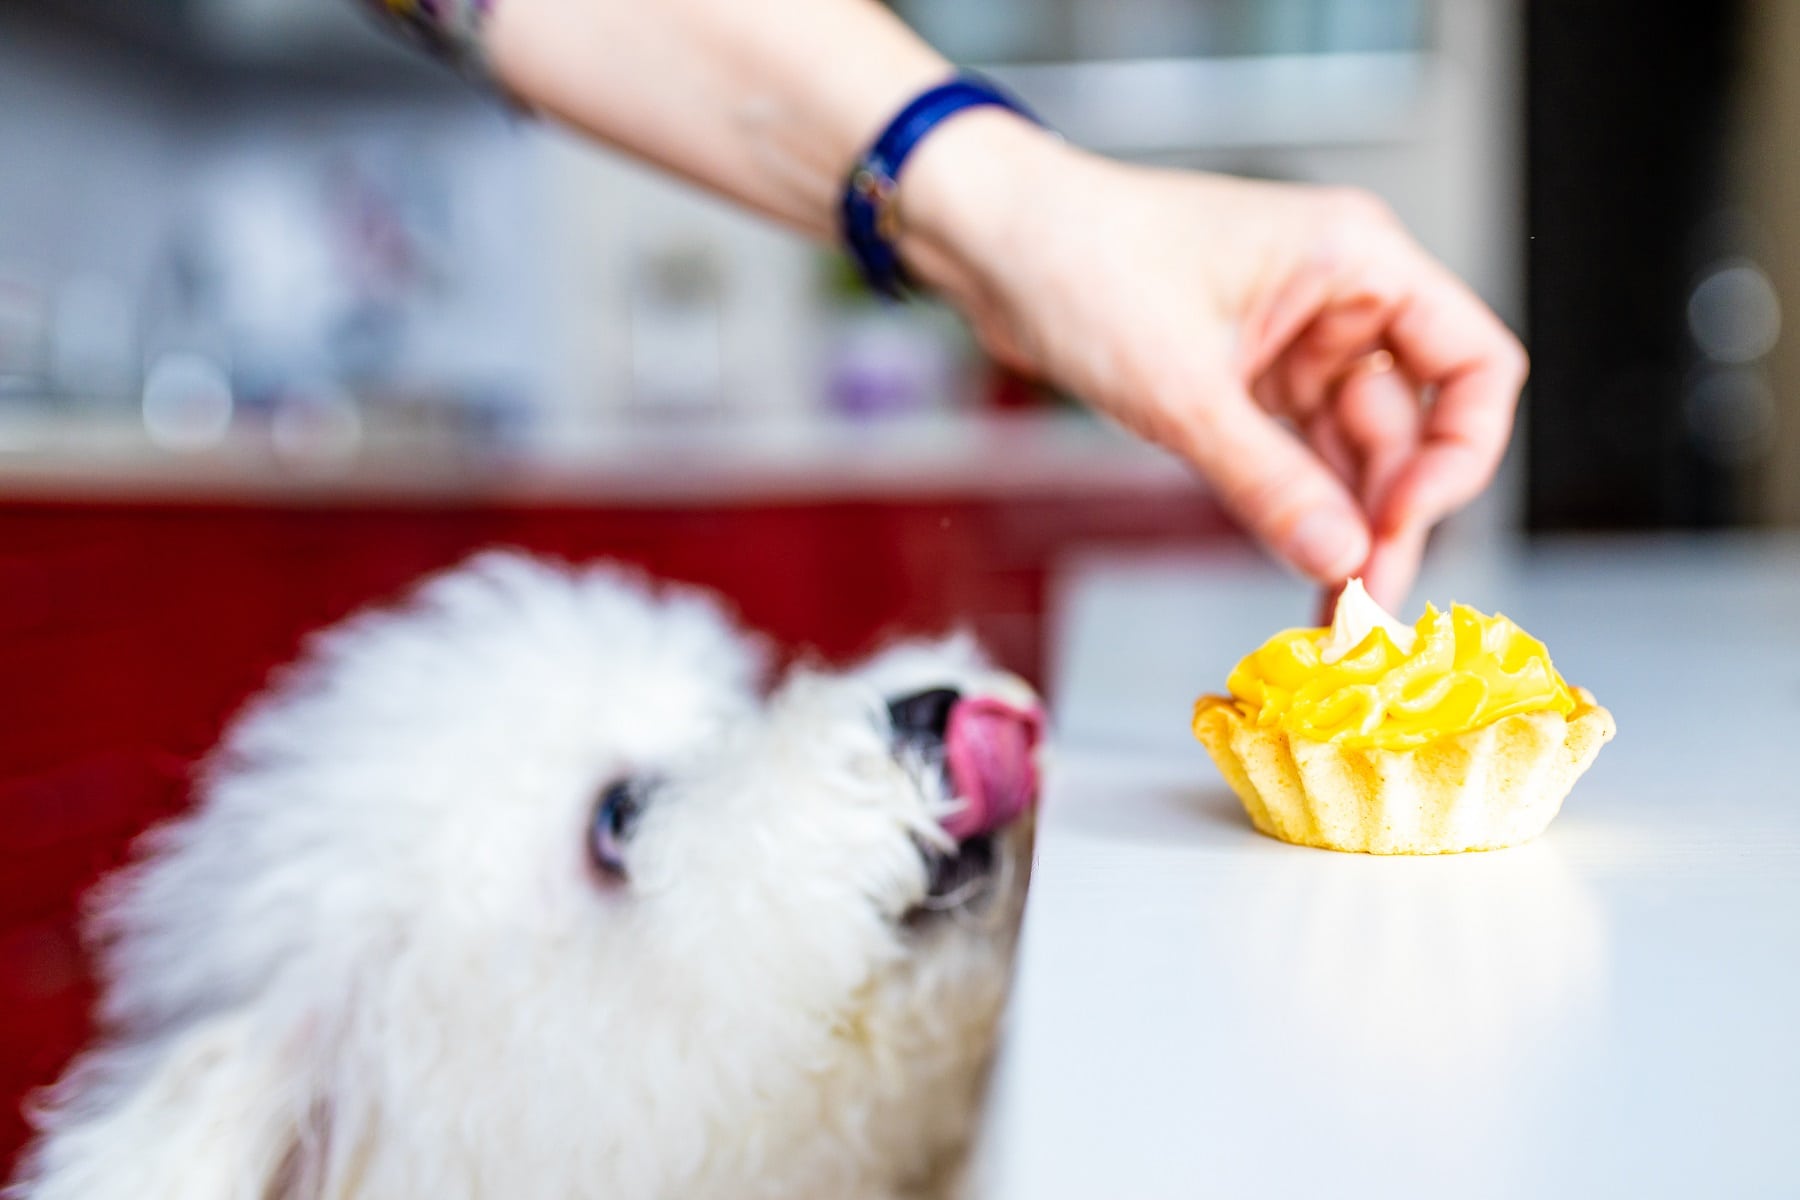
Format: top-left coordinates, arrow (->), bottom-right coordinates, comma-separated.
8,552 -> 1044,1200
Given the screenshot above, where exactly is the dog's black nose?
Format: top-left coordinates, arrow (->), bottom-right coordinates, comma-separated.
887,687 -> 960,742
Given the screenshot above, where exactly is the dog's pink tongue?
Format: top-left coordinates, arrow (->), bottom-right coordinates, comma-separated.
942,696 -> 1044,840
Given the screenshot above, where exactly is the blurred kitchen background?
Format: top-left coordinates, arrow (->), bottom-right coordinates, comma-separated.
1,0 -> 1797,1173
0,0 -> 1518,484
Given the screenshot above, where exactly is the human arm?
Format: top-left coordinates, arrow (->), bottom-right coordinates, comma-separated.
365,0 -> 1527,606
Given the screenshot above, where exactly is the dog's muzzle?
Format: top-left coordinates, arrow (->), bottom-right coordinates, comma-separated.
887,686 -> 1044,840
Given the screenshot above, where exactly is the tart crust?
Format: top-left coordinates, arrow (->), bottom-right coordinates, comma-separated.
1192,689 -> 1616,854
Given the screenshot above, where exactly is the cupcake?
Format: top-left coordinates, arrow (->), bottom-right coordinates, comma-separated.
1192,579 -> 1614,854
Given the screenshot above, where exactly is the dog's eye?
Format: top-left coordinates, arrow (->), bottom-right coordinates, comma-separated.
589,780 -> 643,880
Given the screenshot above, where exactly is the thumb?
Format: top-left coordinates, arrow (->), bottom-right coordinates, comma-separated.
1174,383 -> 1371,583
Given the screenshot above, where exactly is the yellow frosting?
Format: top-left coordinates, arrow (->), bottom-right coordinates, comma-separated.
1198,598 -> 1577,751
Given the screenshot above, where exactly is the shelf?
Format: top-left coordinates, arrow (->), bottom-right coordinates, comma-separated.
0,411 -> 1206,507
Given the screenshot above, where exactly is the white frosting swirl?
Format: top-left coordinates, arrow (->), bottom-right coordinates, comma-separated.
1318,577 -> 1417,664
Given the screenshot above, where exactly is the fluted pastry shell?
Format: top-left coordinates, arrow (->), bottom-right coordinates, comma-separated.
1192,688 -> 1615,854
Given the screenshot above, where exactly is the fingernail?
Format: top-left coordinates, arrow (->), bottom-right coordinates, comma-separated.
1287,507 -> 1368,580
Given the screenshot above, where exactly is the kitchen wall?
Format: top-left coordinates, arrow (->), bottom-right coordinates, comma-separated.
533,128 -> 833,434
171,87 -> 556,431
0,8 -> 842,447
0,14 -> 542,428
0,21 -> 185,406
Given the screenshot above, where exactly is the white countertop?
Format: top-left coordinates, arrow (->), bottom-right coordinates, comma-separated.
978,534 -> 1800,1198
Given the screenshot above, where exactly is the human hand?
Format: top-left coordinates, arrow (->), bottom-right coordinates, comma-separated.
900,115 -> 1527,610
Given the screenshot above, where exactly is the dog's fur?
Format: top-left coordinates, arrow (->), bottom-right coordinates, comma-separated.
8,553 -> 1037,1200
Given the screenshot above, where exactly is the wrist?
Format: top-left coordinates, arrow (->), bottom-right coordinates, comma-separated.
888,108 -> 1070,307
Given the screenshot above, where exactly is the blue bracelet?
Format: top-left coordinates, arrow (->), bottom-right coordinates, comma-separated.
840,74 -> 1042,299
